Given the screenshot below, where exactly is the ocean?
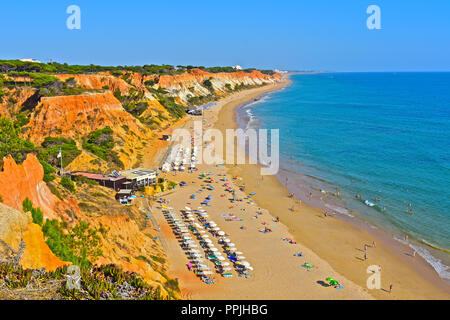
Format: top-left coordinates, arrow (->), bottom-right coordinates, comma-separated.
236,72 -> 450,281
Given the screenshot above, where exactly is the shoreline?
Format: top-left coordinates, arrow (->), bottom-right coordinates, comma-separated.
216,75 -> 450,298
234,76 -> 450,290
151,77 -> 449,299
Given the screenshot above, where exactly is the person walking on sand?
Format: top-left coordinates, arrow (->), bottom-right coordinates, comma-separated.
372,241 -> 376,248
389,284 -> 393,294
364,251 -> 367,260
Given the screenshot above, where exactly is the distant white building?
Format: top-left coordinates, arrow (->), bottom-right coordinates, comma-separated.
19,58 -> 42,63
274,69 -> 289,74
233,65 -> 243,70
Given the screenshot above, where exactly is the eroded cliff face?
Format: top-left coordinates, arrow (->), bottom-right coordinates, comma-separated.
147,68 -> 281,103
0,154 -> 59,218
25,91 -> 147,145
54,74 -> 133,95
0,203 -> 68,271
0,156 -> 175,296
0,87 -> 38,117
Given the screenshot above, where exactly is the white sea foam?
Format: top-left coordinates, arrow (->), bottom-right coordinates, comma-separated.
325,204 -> 354,217
393,236 -> 409,245
409,243 -> 450,280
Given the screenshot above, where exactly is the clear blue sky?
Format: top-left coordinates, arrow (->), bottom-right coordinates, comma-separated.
1,0 -> 449,71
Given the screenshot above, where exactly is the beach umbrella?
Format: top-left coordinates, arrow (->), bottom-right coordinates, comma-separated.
224,239 -> 231,243
326,277 -> 334,282
221,262 -> 230,266
227,243 -> 235,247
241,261 -> 251,267
217,256 -> 225,261
209,223 -> 217,227
210,248 -> 218,252
185,206 -> 192,211
204,239 -> 212,243
236,251 -> 243,255
329,280 -> 339,286
247,266 -> 254,271
213,227 -> 220,231
229,248 -> 237,251
201,234 -> 209,238
237,256 -> 246,259
217,231 -> 225,236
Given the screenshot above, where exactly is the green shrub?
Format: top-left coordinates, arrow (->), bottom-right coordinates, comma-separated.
13,113 -> 29,128
0,117 -> 36,164
60,176 -> 75,192
22,197 -> 43,226
38,137 -> 81,168
82,127 -> 123,168
42,219 -> 102,270
39,160 -> 56,182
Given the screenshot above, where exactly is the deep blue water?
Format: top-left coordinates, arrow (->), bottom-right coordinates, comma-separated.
238,72 -> 450,279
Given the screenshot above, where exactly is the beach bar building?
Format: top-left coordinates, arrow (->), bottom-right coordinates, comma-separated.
70,171 -> 127,190
119,168 -> 157,189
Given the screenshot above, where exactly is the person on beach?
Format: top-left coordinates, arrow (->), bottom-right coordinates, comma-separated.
372,241 -> 376,248
389,284 -> 393,293
364,252 -> 367,260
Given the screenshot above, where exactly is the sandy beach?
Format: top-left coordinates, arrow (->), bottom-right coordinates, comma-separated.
148,78 -> 450,300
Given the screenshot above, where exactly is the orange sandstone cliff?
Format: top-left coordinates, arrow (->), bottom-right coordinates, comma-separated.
25,91 -> 147,145
149,69 -> 281,103
0,154 -> 59,218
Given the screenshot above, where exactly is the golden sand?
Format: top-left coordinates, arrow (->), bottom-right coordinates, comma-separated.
147,79 -> 450,299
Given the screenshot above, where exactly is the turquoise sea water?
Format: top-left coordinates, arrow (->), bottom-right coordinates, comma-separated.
236,73 -> 450,280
